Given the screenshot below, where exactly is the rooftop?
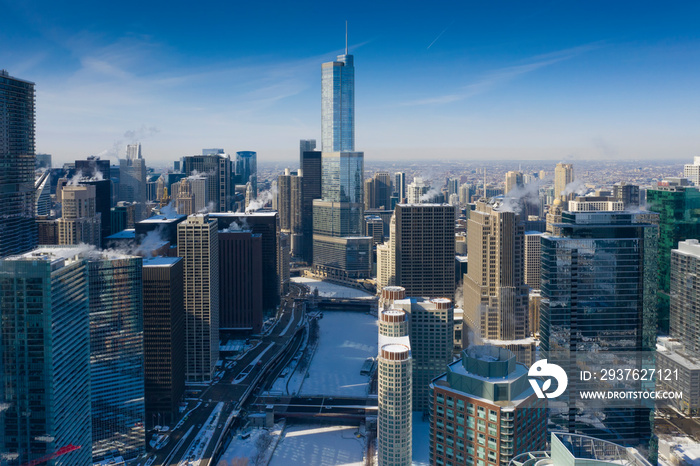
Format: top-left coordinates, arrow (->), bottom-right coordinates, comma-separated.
143,256 -> 182,267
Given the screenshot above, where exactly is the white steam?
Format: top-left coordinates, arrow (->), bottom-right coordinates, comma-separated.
246,182 -> 278,213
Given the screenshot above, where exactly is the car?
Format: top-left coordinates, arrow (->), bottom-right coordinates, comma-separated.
197,424 -> 202,429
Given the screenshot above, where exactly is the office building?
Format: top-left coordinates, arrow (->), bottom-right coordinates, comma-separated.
119,143 -> 148,220
389,204 -> 456,300
613,182 -> 641,208
312,151 -> 372,279
301,150 -> 322,264
365,215 -> 384,244
34,170 -> 51,216
35,152 -> 51,169
684,156 -> 700,186
645,185 -> 700,333
376,215 -> 396,290
210,212 -> 279,310
57,184 -> 102,248
406,177 -> 430,204
277,168 -> 303,256
365,172 -> 392,210
135,214 -> 186,247
554,162 -> 574,201
321,43 -> 354,152
36,215 -> 58,244
178,214 -> 220,382
80,178 -> 112,241
111,201 -> 137,233
392,297 -> 453,412
524,231 -> 544,289
0,247 -> 92,465
235,151 -> 257,198
143,257 -> 185,428
669,240 -> 700,352
181,153 -> 233,212
505,170 -> 524,194
540,210 -> 658,450
299,139 -> 316,168
429,346 -> 547,466
0,70 -> 37,257
87,253 -> 145,462
218,231 -> 263,333
378,307 -> 412,466
511,433 -> 652,466
395,172 -> 406,202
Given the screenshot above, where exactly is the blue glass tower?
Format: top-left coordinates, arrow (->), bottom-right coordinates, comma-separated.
321,41 -> 354,152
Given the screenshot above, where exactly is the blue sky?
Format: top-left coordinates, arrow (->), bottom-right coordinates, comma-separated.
2,0 -> 699,164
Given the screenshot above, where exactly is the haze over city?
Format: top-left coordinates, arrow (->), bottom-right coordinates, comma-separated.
2,0 -> 699,164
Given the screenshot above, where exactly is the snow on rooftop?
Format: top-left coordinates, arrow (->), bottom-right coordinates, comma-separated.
300,311 -> 377,397
269,424 -> 365,466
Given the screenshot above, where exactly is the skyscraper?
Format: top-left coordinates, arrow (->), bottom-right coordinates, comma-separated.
0,70 -> 37,257
299,139 -> 316,169
143,257 -> 185,428
540,209 -> 658,450
365,172 -> 392,210
389,204 -> 456,300
505,170 -> 524,194
181,154 -> 233,212
88,253 -> 145,462
0,247 -> 92,465
178,214 -> 220,382
683,156 -> 700,186
278,168 -> 304,257
463,200 -> 532,364
321,39 -> 354,152
57,184 -> 102,248
392,297 -> 454,412
394,172 -> 406,202
554,162 -> 574,201
235,151 -> 257,198
120,143 -> 148,220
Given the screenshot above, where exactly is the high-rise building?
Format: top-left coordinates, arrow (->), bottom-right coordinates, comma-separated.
120,143 -> 148,220
540,209 -> 658,450
142,257 -> 185,429
219,231 -> 263,333
321,43 -> 354,152
392,297 -> 453,412
34,170 -> 51,216
683,156 -> 700,186
312,151 -> 372,279
669,240 -> 700,353
613,182 -> 641,208
377,215 -> 396,290
299,139 -> 316,169
87,253 -> 145,462
0,70 -> 37,257
235,151 -> 257,198
429,346 -> 547,466
0,247 -> 92,465
406,177 -> 430,204
178,214 -> 220,382
524,231 -> 544,289
210,212 -> 280,310
394,172 -> 406,202
57,184 -> 102,247
79,177 -> 112,241
388,204 -> 456,300
554,162 -> 574,201
645,185 -> 700,333
181,154 -> 233,212
365,172 -> 392,210
277,168 -> 303,256
505,170 -> 524,194
378,307 -> 412,466
463,200 -> 532,364
35,153 -> 51,169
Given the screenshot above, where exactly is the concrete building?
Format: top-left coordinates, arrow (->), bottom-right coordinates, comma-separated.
178,214 -> 220,383
429,346 -> 547,466
0,246 -> 92,465
406,177 -> 431,204
505,170 -> 524,194
463,200 -> 532,363
392,204 -> 456,301
301,150 -> 322,264
119,143 -> 148,220
365,215 -> 384,245
278,168 -> 303,257
365,172 -> 392,210
613,182 -> 640,208
392,297 -> 454,412
57,184 -> 102,248
378,307 -> 412,466
554,162 -> 574,201
568,196 -> 624,212
87,253 -> 145,462
683,156 -> 700,186
523,231 -> 543,289
394,172 -> 406,202
181,154 -> 232,212
0,70 -> 37,258
143,257 -> 185,428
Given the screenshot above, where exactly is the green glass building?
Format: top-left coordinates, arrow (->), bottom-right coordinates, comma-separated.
645,186 -> 700,333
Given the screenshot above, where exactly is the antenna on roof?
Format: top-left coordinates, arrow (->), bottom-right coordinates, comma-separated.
345,21 -> 348,55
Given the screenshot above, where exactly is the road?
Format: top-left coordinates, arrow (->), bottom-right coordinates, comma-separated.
140,283 -> 308,466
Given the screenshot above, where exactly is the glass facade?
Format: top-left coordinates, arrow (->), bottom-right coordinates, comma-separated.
0,248 -> 92,465
540,211 -> 658,450
321,54 -> 354,152
88,255 -> 145,462
0,71 -> 37,258
321,151 -> 364,204
235,151 -> 257,197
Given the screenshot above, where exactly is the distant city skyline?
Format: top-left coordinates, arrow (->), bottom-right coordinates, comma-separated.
2,1 -> 700,164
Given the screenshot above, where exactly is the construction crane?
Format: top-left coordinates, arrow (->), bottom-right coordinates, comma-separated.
19,444 -> 81,466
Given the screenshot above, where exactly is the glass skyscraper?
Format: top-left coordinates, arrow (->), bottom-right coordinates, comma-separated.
540,211 -> 659,452
0,247 -> 92,465
235,151 -> 257,197
88,253 -> 145,462
321,51 -> 354,152
0,70 -> 37,258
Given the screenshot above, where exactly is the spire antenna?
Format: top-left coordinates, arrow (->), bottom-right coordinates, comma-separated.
345,21 -> 348,55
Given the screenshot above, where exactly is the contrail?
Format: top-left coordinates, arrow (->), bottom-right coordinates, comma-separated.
427,21 -> 455,50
